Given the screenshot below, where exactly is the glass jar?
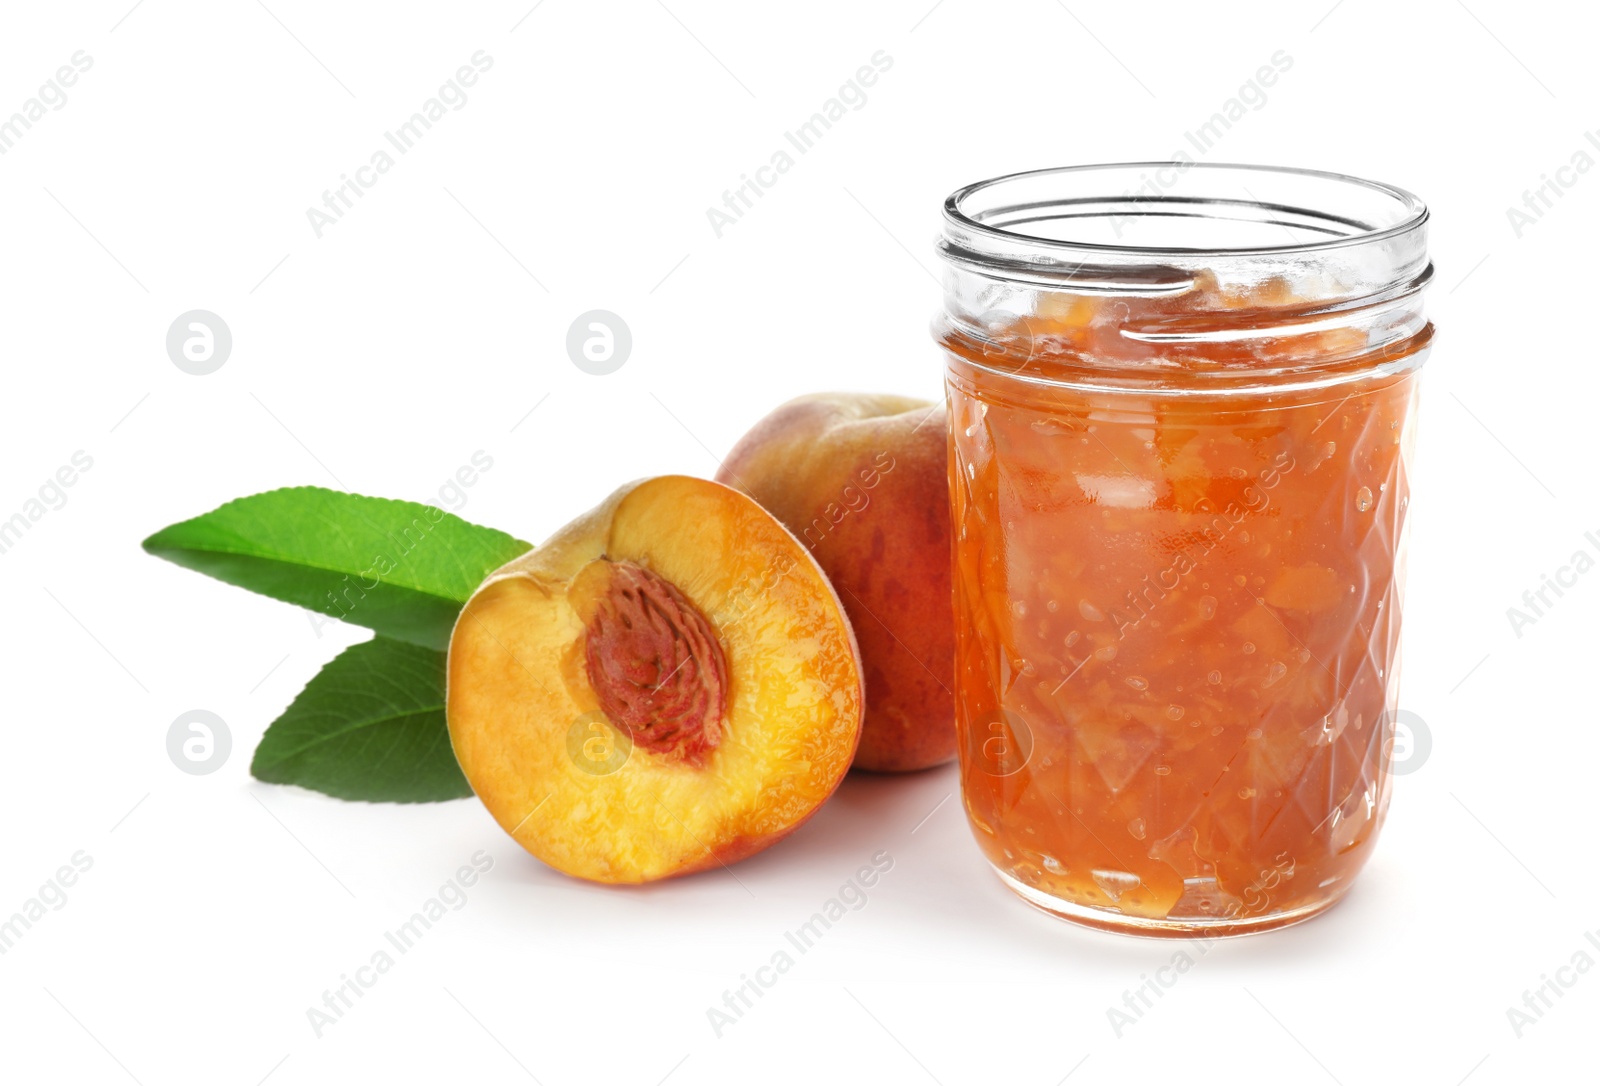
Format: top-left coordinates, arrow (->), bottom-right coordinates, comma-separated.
936,164 -> 1432,936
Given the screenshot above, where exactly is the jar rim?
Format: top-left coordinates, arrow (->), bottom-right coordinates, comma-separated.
942,162 -> 1428,263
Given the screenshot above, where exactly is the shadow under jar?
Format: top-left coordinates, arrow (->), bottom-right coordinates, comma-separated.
936,163 -> 1433,937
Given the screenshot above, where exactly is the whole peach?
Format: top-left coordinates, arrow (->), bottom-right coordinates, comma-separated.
717,393 -> 954,772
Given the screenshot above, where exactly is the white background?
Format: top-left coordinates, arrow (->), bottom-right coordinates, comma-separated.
0,0 -> 1595,1082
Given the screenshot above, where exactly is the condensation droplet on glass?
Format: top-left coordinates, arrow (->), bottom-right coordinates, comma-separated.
965,423 -> 980,438
1239,530 -> 1251,544
1127,818 -> 1147,840
1012,600 -> 1028,618
1355,486 -> 1374,512
1125,675 -> 1149,691
1078,599 -> 1104,622
1298,649 -> 1311,663
1211,725 -> 1224,736
1065,630 -> 1081,648
1208,669 -> 1222,685
1262,661 -> 1288,688
1046,599 -> 1059,613
1198,595 -> 1217,620
1238,787 -> 1257,800
1094,644 -> 1117,662
1229,467 -> 1248,480
1154,765 -> 1171,776
1242,641 -> 1256,655
1166,704 -> 1184,721
967,461 -> 976,479
1247,727 -> 1263,739
1232,574 -> 1247,587
1042,855 -> 1066,874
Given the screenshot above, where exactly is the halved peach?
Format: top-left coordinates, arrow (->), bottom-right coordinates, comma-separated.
446,476 -> 863,883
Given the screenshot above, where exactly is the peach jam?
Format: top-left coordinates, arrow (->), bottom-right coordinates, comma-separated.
936,164 -> 1432,936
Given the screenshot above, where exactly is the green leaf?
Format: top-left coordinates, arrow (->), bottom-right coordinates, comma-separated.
251,637 -> 470,803
142,487 -> 529,650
